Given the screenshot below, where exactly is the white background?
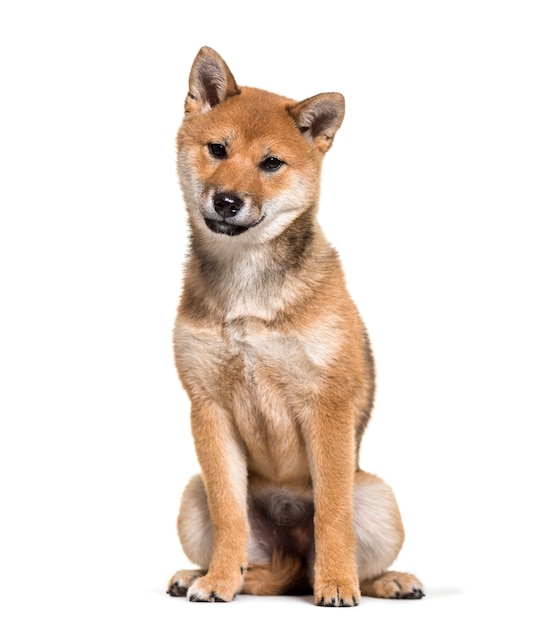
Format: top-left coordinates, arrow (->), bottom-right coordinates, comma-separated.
1,1 -> 535,624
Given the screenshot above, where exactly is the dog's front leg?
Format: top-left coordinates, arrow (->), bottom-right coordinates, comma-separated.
307,406 -> 360,607
186,399 -> 248,602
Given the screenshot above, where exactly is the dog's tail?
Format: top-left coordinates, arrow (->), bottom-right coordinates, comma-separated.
241,552 -> 311,596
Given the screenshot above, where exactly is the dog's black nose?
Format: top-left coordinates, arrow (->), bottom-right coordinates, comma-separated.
213,192 -> 243,218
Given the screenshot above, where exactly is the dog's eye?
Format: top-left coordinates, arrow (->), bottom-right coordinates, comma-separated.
260,156 -> 284,171
208,143 -> 227,159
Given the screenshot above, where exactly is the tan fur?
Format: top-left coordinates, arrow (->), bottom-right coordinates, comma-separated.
167,47 -> 424,606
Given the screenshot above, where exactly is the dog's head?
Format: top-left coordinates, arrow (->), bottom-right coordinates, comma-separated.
177,47 -> 345,244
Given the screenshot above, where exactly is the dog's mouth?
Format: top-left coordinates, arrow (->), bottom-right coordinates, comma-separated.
204,216 -> 264,237
204,219 -> 249,236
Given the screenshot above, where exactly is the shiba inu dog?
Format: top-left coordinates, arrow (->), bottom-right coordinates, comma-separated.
167,46 -> 424,606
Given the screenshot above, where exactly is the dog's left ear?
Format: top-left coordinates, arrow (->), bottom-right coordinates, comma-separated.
185,46 -> 240,116
288,93 -> 345,153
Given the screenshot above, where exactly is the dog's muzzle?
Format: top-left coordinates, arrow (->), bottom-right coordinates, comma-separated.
204,191 -> 260,236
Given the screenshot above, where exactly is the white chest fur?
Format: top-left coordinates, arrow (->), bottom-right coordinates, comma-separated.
176,313 -> 341,389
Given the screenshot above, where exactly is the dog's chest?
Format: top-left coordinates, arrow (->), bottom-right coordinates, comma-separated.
177,313 -> 340,381
228,319 -> 322,476
223,316 -> 339,389
176,313 -> 341,483
176,314 -> 340,413
223,317 -> 298,370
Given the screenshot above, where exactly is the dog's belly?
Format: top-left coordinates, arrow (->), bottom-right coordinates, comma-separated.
231,376 -> 311,490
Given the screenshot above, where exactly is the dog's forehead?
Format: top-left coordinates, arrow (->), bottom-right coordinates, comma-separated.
205,87 -> 299,141
234,86 -> 297,112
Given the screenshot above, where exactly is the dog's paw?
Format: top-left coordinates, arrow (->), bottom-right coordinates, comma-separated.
314,580 -> 360,607
360,571 -> 425,599
167,569 -> 204,596
186,571 -> 243,603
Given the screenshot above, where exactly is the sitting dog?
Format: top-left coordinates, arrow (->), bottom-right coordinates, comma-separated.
167,46 -> 424,606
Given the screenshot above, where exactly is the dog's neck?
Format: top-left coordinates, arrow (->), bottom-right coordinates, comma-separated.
182,211 -> 338,324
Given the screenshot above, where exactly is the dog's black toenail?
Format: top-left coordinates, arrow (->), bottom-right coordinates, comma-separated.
401,587 -> 424,599
167,582 -> 185,597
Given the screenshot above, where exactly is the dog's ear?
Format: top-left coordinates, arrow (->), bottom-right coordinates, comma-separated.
185,47 -> 240,116
288,93 -> 345,153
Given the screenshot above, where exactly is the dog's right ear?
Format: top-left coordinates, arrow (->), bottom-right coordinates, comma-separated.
185,47 -> 240,116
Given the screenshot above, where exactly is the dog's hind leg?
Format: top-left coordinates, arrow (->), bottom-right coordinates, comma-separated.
175,474 -> 214,570
178,399 -> 250,602
169,470 -> 250,601
167,569 -> 205,597
167,474 -> 211,597
359,571 -> 424,599
353,470 -> 424,599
